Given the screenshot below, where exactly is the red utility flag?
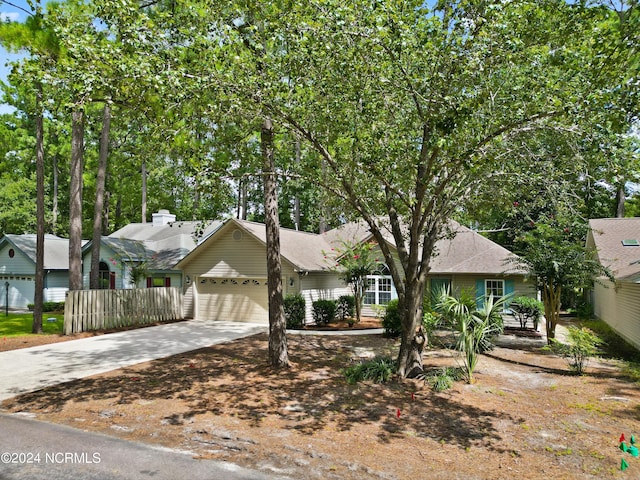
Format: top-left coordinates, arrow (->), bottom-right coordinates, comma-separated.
396,409 -> 401,419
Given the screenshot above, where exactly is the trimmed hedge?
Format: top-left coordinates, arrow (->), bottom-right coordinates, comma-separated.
284,293 -> 306,329
312,299 -> 337,325
337,295 -> 356,321
382,299 -> 402,337
27,301 -> 65,312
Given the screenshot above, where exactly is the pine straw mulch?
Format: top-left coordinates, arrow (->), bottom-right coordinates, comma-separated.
2,328 -> 640,479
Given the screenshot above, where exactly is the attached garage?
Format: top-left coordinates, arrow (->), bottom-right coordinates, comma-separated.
0,276 -> 35,310
196,277 -> 269,323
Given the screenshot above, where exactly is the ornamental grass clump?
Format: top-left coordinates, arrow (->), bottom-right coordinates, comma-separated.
343,356 -> 396,384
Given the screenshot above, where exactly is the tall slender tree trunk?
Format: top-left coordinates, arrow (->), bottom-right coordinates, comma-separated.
615,185 -> 625,218
542,283 -> 561,342
294,136 -> 301,231
32,85 -> 45,334
90,103 -> 111,289
262,117 -> 289,369
69,108 -> 84,291
141,159 -> 147,223
103,189 -> 110,233
52,135 -> 59,235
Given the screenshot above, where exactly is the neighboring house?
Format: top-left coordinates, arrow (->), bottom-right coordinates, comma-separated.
81,210 -> 222,290
587,217 -> 640,350
0,234 -> 73,310
176,218 -> 534,324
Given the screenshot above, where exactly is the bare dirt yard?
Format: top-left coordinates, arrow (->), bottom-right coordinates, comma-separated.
2,322 -> 640,479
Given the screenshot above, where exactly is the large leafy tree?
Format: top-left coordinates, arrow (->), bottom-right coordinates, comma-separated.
510,213 -> 611,341
263,0 -> 598,377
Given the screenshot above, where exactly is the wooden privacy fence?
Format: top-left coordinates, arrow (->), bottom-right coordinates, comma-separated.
64,287 -> 183,334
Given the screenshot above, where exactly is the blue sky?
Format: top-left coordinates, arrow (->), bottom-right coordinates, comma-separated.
0,0 -> 32,114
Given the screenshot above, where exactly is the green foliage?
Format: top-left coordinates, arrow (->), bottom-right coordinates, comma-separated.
27,301 -> 65,312
283,293 -> 306,329
424,367 -> 465,392
312,299 -> 337,326
0,313 -> 63,336
337,295 -> 355,322
509,213 -> 613,340
437,293 -> 507,383
511,296 -> 544,330
572,300 -> 594,320
342,356 -> 396,384
327,241 -> 382,323
422,310 -> 443,347
580,319 -> 640,363
548,326 -> 603,375
382,299 -> 401,337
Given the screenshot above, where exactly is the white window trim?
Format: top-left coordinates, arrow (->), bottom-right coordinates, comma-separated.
364,273 -> 396,306
485,279 -> 505,301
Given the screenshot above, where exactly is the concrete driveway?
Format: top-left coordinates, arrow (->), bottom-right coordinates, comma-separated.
0,320 -> 266,401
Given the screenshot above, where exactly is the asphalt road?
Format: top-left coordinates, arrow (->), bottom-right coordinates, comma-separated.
0,413 -> 289,480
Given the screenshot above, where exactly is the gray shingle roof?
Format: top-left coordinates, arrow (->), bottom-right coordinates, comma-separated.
107,220 -> 223,270
588,218 -> 640,279
2,234 -> 73,270
196,218 -> 520,275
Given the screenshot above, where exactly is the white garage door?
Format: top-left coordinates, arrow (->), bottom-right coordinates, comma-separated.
0,276 -> 35,309
197,277 -> 268,324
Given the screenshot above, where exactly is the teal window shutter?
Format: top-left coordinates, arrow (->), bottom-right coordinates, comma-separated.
505,279 -> 515,311
476,279 -> 485,309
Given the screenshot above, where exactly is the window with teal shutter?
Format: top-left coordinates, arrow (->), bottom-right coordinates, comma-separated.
475,279 -> 485,309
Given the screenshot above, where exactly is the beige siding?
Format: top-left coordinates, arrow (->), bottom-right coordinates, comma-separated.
300,273 -> 350,324
182,225 -> 297,323
594,280 -> 640,350
183,282 -> 195,318
181,225 -> 297,280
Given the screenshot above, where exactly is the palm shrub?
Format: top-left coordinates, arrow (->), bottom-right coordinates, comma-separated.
437,291 -> 508,383
284,293 -> 306,329
422,310 -> 443,347
548,326 -> 603,375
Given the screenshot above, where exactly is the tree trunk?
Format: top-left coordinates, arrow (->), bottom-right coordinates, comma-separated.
69,108 -> 84,292
396,279 -> 427,378
141,159 -> 147,223
294,136 -> 301,230
90,103 -> 111,289
262,116 -> 289,369
542,283 -> 561,342
615,185 -> 625,218
52,136 -> 59,235
32,85 -> 45,334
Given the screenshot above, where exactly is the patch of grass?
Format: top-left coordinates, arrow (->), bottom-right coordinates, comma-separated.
0,313 -> 64,337
622,361 -> 640,382
422,366 -> 464,392
342,356 -> 396,384
569,402 -> 611,416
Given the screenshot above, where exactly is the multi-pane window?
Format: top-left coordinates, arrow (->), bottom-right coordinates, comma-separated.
364,266 -> 393,305
485,279 -> 504,301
